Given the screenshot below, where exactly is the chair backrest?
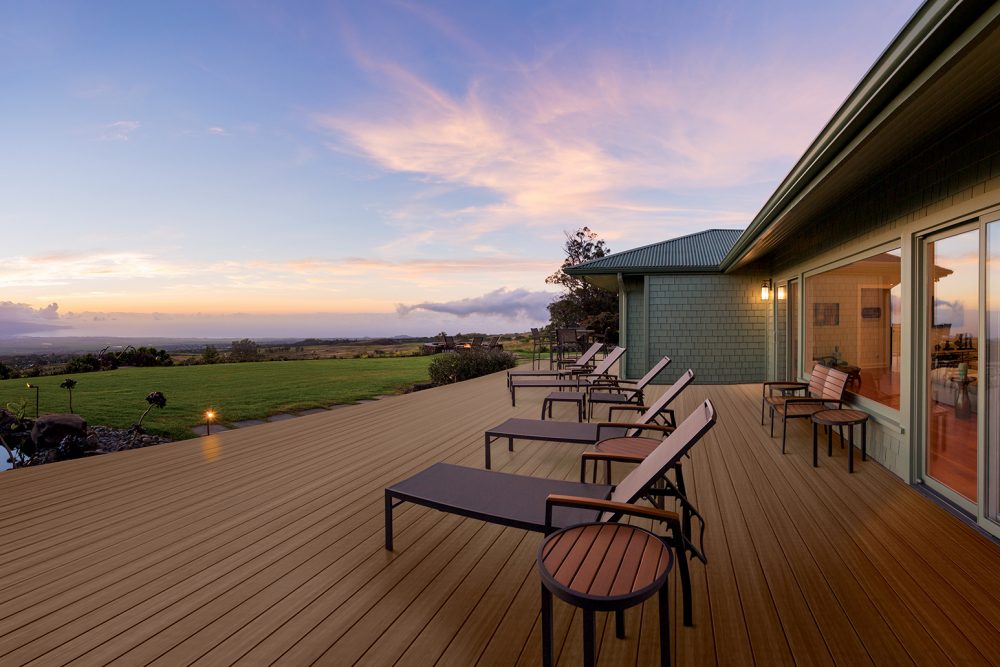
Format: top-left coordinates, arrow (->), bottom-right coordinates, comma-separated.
822,367 -> 850,401
485,335 -> 500,348
571,342 -> 604,369
626,368 -> 694,437
444,335 -> 456,349
531,327 -> 541,343
557,328 -> 578,344
470,336 -> 484,346
588,346 -> 626,376
806,363 -> 829,398
606,399 -> 717,516
634,356 -> 672,390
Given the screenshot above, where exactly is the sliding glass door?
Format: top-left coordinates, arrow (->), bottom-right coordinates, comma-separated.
924,227 -> 979,508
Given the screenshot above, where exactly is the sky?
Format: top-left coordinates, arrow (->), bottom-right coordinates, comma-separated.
0,0 -> 922,339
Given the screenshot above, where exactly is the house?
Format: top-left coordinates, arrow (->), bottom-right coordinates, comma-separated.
567,0 -> 1000,535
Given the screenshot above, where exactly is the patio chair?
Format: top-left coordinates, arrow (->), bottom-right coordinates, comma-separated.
385,399 -> 718,627
509,346 -> 625,406
769,366 -> 849,453
483,335 -> 502,350
507,341 -> 603,388
489,369 -> 694,468
587,355 -> 672,419
555,327 -> 580,364
469,335 -> 484,348
530,327 -> 544,369
759,363 -> 824,424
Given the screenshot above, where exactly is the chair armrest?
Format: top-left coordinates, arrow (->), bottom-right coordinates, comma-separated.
607,404 -> 648,415
544,494 -> 681,532
582,451 -> 644,464
595,422 -> 674,439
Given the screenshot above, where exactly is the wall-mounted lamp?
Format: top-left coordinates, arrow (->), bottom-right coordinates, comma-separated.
777,285 -> 786,300
761,280 -> 771,301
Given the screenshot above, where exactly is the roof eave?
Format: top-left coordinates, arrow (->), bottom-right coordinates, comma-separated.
719,0 -> 992,272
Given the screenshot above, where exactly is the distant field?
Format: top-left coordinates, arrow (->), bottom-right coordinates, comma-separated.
0,357 -> 434,440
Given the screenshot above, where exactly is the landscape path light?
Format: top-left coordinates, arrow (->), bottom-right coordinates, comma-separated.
26,383 -> 39,418
205,409 -> 216,435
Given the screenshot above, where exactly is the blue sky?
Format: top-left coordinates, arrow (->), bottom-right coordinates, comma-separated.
0,0 -> 921,338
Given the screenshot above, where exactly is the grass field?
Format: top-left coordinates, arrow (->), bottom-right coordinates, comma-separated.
0,357 -> 434,440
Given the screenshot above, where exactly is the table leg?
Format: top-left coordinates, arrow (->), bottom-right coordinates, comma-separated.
659,585 -> 671,667
541,585 -> 553,667
862,420 -> 868,461
583,608 -> 596,667
827,425 -> 833,458
848,424 -> 855,473
812,421 -> 818,467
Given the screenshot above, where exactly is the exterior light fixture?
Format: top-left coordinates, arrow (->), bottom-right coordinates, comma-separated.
26,383 -> 39,418
761,280 -> 771,301
26,382 -> 38,419
777,285 -> 787,300
205,410 -> 216,435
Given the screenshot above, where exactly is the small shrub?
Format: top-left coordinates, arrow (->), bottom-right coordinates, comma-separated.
428,349 -> 517,386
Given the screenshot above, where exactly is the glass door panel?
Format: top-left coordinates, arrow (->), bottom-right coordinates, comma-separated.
987,220 -> 1000,525
788,279 -> 799,378
926,229 -> 979,503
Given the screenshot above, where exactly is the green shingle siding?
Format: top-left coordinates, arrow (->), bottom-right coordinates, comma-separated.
644,273 -> 767,385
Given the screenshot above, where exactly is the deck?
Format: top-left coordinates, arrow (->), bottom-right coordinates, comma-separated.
2,370 -> 1000,666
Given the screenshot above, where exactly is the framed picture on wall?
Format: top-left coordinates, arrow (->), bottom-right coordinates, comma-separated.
813,303 -> 840,326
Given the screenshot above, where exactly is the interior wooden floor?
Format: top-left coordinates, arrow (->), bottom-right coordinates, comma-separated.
2,370 -> 1000,666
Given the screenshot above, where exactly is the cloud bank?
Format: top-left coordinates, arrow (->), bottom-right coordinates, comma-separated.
397,288 -> 555,320
0,301 -> 67,336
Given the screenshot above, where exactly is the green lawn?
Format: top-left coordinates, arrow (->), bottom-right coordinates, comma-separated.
0,357 -> 434,440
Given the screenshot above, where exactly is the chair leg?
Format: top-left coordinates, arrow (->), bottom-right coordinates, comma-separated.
676,545 -> 693,627
769,408 -> 775,437
781,417 -> 787,454
616,609 -> 625,638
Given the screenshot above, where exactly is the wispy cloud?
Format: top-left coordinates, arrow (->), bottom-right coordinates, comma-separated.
101,120 -> 140,141
397,287 -> 554,320
314,36 -> 852,239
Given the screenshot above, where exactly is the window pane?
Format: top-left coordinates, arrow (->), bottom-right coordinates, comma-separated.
789,280 -> 799,378
804,250 -> 901,408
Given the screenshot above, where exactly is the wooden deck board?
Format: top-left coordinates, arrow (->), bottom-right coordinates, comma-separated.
3,371 -> 1000,666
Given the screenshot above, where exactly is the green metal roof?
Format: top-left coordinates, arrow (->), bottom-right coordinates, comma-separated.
565,228 -> 742,275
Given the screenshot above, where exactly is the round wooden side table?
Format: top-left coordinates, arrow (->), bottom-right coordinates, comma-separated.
538,522 -> 673,667
811,409 -> 869,472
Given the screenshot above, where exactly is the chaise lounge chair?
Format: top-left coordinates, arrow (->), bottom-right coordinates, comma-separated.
587,355 -> 672,419
384,399 -> 717,627
488,369 -> 694,468
509,346 -> 626,406
506,341 -> 604,388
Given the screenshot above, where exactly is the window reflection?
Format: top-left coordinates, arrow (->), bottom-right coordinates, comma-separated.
804,250 -> 902,409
